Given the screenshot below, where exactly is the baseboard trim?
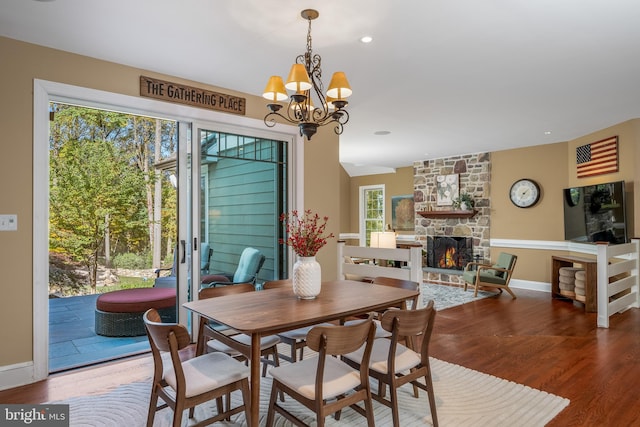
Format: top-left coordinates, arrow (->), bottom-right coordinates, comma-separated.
0,361 -> 35,391
510,279 -> 550,293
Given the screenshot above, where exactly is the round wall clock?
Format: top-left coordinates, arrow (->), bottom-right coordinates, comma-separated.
509,179 -> 541,208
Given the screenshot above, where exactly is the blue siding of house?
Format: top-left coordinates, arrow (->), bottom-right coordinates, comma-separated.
206,157 -> 278,282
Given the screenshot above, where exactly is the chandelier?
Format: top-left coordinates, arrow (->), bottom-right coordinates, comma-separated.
262,9 -> 352,140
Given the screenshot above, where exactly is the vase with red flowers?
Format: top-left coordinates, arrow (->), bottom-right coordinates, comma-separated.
280,209 -> 334,299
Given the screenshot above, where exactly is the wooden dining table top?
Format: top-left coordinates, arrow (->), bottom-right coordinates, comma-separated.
183,279 -> 419,335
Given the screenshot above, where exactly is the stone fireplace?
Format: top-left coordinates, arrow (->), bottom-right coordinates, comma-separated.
413,153 -> 491,285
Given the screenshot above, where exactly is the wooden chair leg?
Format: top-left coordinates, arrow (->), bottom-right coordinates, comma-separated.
389,383 -> 400,427
504,286 -> 517,299
364,390 -> 376,427
265,380 -> 280,427
424,372 -> 439,427
172,401 -> 184,427
146,386 -> 159,427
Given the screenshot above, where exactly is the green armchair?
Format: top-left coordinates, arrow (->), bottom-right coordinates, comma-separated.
462,252 -> 518,298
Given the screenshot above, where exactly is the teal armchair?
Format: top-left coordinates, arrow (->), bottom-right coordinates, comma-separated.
201,247 -> 266,288
462,252 -> 518,298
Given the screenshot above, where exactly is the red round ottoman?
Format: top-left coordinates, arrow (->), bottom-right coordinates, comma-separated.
95,287 -> 176,337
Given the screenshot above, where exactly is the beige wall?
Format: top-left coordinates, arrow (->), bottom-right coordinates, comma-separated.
346,166 -> 414,235
491,142 -> 568,241
0,36 -> 340,368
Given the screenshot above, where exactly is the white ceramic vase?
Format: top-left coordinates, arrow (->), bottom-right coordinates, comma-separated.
292,256 -> 321,299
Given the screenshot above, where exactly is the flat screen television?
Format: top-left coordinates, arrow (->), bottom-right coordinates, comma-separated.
563,180 -> 627,244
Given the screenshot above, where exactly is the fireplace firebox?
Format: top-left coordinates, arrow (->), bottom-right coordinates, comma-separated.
426,236 -> 474,271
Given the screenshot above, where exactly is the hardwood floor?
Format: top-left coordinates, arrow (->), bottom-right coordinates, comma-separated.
430,289 -> 640,427
1,288 -> 638,426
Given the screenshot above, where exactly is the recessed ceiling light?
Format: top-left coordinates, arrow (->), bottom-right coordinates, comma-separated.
360,36 -> 373,44
544,131 -> 552,135
374,130 -> 390,136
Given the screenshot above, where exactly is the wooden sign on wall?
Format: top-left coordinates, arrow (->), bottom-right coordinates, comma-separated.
140,76 -> 246,115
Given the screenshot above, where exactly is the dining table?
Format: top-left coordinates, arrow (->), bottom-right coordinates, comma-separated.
183,279 -> 420,427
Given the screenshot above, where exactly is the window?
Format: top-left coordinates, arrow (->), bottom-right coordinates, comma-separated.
360,185 -> 385,246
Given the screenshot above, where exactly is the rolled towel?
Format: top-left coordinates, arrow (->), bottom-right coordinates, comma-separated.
560,267 -> 582,277
559,282 -> 575,291
559,275 -> 576,285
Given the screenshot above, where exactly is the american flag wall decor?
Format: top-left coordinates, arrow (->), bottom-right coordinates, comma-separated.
576,136 -> 619,178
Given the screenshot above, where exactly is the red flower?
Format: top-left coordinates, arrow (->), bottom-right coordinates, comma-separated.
279,210 -> 335,257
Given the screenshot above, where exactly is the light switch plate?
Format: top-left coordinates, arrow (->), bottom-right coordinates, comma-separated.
0,214 -> 18,231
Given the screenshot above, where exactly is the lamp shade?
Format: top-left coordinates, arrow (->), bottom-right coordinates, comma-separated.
370,231 -> 396,249
326,71 -> 352,99
285,63 -> 312,92
262,76 -> 288,102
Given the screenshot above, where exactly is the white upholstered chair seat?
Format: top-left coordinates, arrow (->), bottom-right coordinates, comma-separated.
278,323 -> 333,340
269,355 -> 362,400
345,339 -> 421,375
206,333 -> 281,357
163,352 -> 249,398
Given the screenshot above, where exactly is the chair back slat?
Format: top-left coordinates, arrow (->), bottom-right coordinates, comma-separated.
373,276 -> 419,291
380,300 -> 435,339
373,276 -> 420,309
307,317 -> 374,355
143,309 -> 191,352
199,282 -> 255,299
262,279 -> 292,290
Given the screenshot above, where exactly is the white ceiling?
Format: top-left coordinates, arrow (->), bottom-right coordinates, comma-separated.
3,0 -> 640,176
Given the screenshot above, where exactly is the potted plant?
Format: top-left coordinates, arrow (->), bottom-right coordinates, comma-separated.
453,193 -> 475,211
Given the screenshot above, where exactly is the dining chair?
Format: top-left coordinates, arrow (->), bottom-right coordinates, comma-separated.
342,301 -> 439,427
262,279 -> 333,363
265,317 -> 377,427
371,276 -> 421,310
195,283 -> 281,376
344,276 -> 421,339
143,308 -> 251,427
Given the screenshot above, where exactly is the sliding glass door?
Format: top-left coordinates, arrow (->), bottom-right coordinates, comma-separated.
193,124 -> 289,292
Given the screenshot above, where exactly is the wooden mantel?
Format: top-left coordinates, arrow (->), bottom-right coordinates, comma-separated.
417,210 -> 477,219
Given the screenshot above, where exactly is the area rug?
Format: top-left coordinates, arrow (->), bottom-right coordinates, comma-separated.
52,357 -> 569,426
421,282 -> 494,310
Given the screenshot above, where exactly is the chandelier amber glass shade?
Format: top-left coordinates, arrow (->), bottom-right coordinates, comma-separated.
262,76 -> 288,102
